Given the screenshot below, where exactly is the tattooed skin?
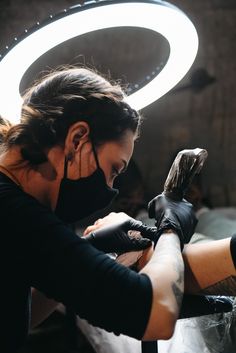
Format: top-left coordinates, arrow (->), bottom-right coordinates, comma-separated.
199,276 -> 236,295
172,253 -> 184,308
172,282 -> 183,308
174,254 -> 184,285
153,232 -> 184,310
171,241 -> 184,309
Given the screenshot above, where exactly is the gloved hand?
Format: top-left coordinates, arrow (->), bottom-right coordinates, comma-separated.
148,193 -> 197,249
84,215 -> 153,253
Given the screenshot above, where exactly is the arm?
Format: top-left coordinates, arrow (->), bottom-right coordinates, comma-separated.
31,233 -> 183,340
141,231 -> 184,340
83,212 -> 184,340
3,188 -> 185,341
137,237 -> 236,297
183,237 -> 236,295
31,288 -> 59,329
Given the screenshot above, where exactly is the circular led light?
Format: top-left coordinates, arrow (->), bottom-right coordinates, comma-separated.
0,0 -> 198,123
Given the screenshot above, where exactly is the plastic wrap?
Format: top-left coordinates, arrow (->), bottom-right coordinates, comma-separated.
75,302 -> 236,353
164,148 -> 208,201
159,298 -> 236,353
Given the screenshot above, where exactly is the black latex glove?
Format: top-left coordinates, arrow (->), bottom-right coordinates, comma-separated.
84,216 -> 153,253
179,295 -> 233,319
148,193 -> 197,248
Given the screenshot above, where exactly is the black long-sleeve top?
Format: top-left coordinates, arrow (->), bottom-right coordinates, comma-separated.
0,173 -> 152,352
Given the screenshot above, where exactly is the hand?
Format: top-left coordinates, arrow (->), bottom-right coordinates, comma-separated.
83,212 -> 153,253
84,212 -> 157,238
148,193 -> 197,248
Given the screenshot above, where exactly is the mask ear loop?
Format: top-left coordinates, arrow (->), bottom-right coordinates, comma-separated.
79,147 -> 82,178
64,152 -> 73,178
91,142 -> 100,170
63,157 -> 68,178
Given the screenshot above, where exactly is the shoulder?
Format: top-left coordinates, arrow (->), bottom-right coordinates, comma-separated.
0,171 -> 59,230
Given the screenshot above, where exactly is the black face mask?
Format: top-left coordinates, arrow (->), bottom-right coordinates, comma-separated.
55,144 -> 119,223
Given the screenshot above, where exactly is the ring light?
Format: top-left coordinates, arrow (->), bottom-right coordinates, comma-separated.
0,0 -> 198,123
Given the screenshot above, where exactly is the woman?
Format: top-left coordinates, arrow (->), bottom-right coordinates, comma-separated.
0,67 -> 197,352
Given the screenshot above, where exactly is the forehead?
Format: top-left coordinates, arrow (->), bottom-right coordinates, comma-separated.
99,130 -> 135,161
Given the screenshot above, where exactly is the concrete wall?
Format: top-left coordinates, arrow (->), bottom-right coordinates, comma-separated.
1,0 -> 236,206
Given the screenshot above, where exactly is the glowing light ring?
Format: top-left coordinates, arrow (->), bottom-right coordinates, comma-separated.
0,0 -> 198,123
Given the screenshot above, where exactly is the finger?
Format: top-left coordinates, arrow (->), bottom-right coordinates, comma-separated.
94,218 -> 103,225
83,224 -> 103,236
139,226 -> 158,239
125,220 -> 144,233
130,222 -> 157,238
127,230 -> 142,239
130,237 -> 152,250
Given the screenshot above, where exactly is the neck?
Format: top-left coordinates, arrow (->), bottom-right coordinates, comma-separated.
0,148 -> 59,209
0,148 -> 25,187
0,164 -> 22,187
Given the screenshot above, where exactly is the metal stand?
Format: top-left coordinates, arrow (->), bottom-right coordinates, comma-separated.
142,341 -> 158,353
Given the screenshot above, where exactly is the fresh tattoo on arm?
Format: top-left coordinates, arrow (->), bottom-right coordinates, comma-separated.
150,232 -> 184,310
172,282 -> 183,308
171,251 -> 184,308
162,233 -> 184,309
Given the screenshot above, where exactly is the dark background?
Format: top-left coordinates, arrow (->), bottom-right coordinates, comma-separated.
1,0 -> 236,206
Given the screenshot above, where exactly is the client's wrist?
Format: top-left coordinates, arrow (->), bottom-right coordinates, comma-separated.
162,229 -> 177,234
160,229 -> 183,250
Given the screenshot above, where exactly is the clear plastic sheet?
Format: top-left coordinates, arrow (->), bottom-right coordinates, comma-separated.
75,271 -> 236,352
73,298 -> 236,353
159,297 -> 236,353
163,148 -> 208,200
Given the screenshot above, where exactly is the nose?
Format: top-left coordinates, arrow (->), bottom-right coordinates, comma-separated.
107,175 -> 115,188
107,180 -> 114,188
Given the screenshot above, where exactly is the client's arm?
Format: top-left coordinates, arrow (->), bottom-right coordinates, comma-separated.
183,237 -> 236,295
85,212 -> 185,340
139,237 -> 236,296
30,230 -> 183,341
141,230 -> 184,340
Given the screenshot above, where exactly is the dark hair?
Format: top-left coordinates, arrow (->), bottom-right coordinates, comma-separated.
0,116 -> 12,145
0,67 -> 141,164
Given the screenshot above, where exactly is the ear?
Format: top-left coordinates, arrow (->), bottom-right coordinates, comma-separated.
65,121 -> 90,154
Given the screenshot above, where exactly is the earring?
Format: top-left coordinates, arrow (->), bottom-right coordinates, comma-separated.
66,151 -> 74,162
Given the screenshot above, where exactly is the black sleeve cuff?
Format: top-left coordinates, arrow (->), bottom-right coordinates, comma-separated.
230,234 -> 236,268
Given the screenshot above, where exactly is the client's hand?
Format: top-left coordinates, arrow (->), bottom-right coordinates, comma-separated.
83,212 -> 153,253
148,193 -> 197,249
